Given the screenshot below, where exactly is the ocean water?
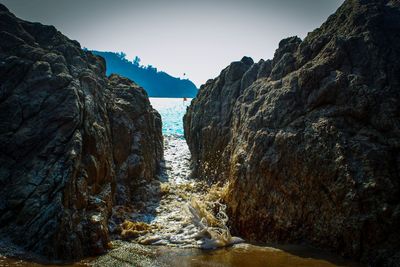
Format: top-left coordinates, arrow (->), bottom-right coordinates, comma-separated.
150,97 -> 192,136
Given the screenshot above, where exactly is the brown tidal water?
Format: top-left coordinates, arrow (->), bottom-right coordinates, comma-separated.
156,244 -> 362,267
0,243 -> 361,267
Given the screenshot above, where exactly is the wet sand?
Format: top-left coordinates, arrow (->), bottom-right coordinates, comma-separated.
1,241 -> 361,267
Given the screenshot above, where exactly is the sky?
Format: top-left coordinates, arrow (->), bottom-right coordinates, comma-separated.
0,0 -> 344,87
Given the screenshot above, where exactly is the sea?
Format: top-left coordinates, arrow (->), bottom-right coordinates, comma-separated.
150,97 -> 192,136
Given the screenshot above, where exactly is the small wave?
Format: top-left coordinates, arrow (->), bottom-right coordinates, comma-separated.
185,198 -> 244,249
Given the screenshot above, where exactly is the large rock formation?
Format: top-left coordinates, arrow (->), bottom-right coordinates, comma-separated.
184,0 -> 400,265
0,4 -> 163,260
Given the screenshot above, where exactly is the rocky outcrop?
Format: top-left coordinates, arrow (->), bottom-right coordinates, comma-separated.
184,0 -> 400,265
0,4 -> 162,260
107,74 -> 163,206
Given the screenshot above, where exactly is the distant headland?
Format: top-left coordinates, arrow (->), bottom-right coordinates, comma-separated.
91,50 -> 198,98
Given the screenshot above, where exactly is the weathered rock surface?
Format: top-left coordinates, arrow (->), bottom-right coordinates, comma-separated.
0,4 -> 162,260
184,0 -> 400,265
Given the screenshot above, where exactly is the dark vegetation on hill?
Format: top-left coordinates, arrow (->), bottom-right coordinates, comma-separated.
92,50 -> 198,98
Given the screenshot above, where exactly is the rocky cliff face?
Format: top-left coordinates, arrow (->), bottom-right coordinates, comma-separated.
0,4 -> 163,260
184,0 -> 400,265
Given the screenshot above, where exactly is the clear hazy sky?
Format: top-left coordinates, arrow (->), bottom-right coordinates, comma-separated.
1,0 -> 344,87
